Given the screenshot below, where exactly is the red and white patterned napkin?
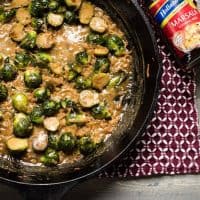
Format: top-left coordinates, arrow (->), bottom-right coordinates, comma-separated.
100,40 -> 200,177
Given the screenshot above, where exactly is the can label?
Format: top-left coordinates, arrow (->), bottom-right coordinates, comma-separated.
149,0 -> 200,55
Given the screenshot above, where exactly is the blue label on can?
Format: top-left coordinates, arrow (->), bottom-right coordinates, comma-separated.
155,0 -> 184,25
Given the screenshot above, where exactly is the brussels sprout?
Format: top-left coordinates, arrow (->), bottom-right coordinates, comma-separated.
0,58 -> 18,82
66,112 -> 88,125
58,132 -> 76,152
43,100 -> 60,116
43,117 -> 59,131
13,113 -> 33,138
15,52 -> 32,69
48,134 -> 59,150
68,70 -> 78,81
57,6 -> 67,13
34,87 -> 51,102
32,130 -> 48,152
24,69 -> 42,88
69,63 -> 82,74
34,52 -> 52,67
36,32 -> 55,49
64,10 -> 76,24
0,8 -> 16,23
94,57 -> 110,73
6,137 -> 28,154
79,1 -> 94,25
75,76 -> 92,90
108,71 -> 127,88
12,93 -> 28,113
0,84 -> 8,102
75,51 -> 91,65
30,106 -> 44,124
0,54 -> 3,65
78,136 -> 96,155
48,0 -> 60,11
47,12 -> 64,27
31,18 -> 44,31
64,0 -> 82,10
92,73 -> 110,91
20,31 -> 37,50
86,33 -> 105,45
60,98 -> 79,112
40,148 -> 59,166
30,0 -> 49,17
79,90 -> 99,108
91,103 -> 111,120
106,35 -> 125,56
89,17 -> 107,33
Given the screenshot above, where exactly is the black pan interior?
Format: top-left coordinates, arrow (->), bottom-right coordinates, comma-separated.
0,0 -> 162,185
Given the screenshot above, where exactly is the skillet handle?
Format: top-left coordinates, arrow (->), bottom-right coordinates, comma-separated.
16,182 -> 78,200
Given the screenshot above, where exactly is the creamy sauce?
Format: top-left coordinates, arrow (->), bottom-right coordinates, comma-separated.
0,3 -> 133,165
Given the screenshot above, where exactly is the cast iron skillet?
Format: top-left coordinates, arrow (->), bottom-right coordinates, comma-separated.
0,0 -> 162,199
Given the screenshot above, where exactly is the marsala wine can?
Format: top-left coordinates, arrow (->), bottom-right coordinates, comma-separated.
146,0 -> 200,68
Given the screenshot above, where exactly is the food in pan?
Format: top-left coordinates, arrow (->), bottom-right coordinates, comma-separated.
0,0 -> 132,166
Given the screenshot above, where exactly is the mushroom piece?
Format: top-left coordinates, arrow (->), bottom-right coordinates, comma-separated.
89,17 -> 108,33
79,90 -> 99,108
36,32 -> 55,49
10,23 -> 26,42
16,8 -> 31,25
32,130 -> 48,152
43,117 -> 60,132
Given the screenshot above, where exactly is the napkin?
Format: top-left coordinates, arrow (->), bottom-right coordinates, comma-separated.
100,39 -> 200,178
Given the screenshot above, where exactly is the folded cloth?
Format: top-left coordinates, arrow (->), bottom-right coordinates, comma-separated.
100,39 -> 200,178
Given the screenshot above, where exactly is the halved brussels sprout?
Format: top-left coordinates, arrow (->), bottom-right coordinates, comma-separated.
75,51 -> 91,65
89,17 -> 107,33
13,113 -> 33,138
20,31 -> 37,50
94,57 -> 110,73
79,1 -> 94,25
15,51 -> 33,69
12,93 -> 28,113
86,32 -> 105,45
0,58 -> 18,82
58,132 -> 77,153
66,112 -> 88,125
91,103 -> 111,120
43,100 -> 60,116
32,130 -> 48,152
79,90 -> 99,108
34,87 -> 51,102
108,71 -> 127,88
6,137 -> 28,154
40,148 -> 59,166
47,12 -> 64,27
75,76 -> 92,90
43,117 -> 60,132
24,69 -> 42,88
30,106 -> 44,124
0,84 -> 8,102
0,8 -> 16,23
105,35 -> 125,57
78,136 -> 96,155
92,73 -> 110,91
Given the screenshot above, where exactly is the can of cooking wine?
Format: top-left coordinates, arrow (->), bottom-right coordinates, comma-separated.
147,0 -> 200,68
